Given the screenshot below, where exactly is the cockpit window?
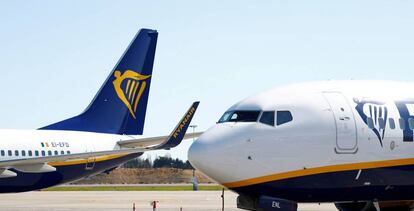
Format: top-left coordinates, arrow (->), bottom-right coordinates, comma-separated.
259,111 -> 275,126
218,110 -> 261,123
218,111 -> 232,123
277,111 -> 293,125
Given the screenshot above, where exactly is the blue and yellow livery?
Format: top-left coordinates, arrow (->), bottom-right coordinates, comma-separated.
0,28 -> 200,193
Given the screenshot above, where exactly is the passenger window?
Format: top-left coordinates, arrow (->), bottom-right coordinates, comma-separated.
21,150 -> 26,156
61,150 -> 65,155
399,118 -> 406,130
35,150 -> 39,156
54,150 -> 58,156
8,150 -> 12,156
41,150 -> 46,156
389,118 -> 396,129
48,151 -> 52,156
378,118 -> 385,129
259,111 -> 275,126
277,111 -> 293,126
67,150 -> 71,154
15,150 -> 19,156
28,150 -> 32,156
367,118 -> 374,129
0,150 -> 4,156
409,118 -> 414,130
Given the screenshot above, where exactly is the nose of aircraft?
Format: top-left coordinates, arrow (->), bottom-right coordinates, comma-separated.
187,130 -> 217,175
188,124 -> 242,184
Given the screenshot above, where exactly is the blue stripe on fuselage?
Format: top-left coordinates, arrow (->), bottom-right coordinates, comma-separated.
0,153 -> 141,193
231,164 -> 414,203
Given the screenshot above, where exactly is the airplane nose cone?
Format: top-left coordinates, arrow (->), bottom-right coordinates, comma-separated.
187,136 -> 211,173
188,124 -> 241,184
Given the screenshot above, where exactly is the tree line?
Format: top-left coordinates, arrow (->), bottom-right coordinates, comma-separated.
122,156 -> 194,169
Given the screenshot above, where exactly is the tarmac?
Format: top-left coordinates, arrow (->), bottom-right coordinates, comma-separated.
0,191 -> 337,211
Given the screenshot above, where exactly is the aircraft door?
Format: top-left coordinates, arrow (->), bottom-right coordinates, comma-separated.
323,92 -> 358,153
85,144 -> 96,170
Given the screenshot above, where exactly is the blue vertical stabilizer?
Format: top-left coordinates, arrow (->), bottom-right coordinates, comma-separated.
40,29 -> 158,135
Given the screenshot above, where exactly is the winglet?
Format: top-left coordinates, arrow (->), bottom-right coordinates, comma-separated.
156,101 -> 200,150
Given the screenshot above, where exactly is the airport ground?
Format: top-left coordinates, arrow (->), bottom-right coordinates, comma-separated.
0,190 -> 337,211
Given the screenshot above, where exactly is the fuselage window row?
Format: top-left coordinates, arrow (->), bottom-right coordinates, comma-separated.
0,149 -> 71,157
367,117 -> 414,130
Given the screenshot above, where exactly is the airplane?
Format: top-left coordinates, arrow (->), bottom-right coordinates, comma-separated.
188,80 -> 414,211
0,28 -> 200,193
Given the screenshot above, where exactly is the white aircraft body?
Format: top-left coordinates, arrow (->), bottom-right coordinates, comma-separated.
0,28 -> 200,193
189,81 -> 414,211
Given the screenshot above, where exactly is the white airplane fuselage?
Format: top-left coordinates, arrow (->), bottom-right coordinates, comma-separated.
0,130 -> 141,192
189,80 -> 414,203
0,130 -> 121,157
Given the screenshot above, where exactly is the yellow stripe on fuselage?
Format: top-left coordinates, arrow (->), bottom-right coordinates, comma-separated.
223,157 -> 414,188
48,153 -> 129,167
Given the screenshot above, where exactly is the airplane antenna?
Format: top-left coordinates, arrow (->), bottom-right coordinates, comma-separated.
190,125 -> 198,141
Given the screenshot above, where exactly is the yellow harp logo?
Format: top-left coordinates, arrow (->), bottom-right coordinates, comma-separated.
113,70 -> 151,119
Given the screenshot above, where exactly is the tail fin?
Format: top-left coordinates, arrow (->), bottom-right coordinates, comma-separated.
40,28 -> 158,135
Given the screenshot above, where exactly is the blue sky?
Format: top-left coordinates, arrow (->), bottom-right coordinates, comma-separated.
1,1 -> 414,160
